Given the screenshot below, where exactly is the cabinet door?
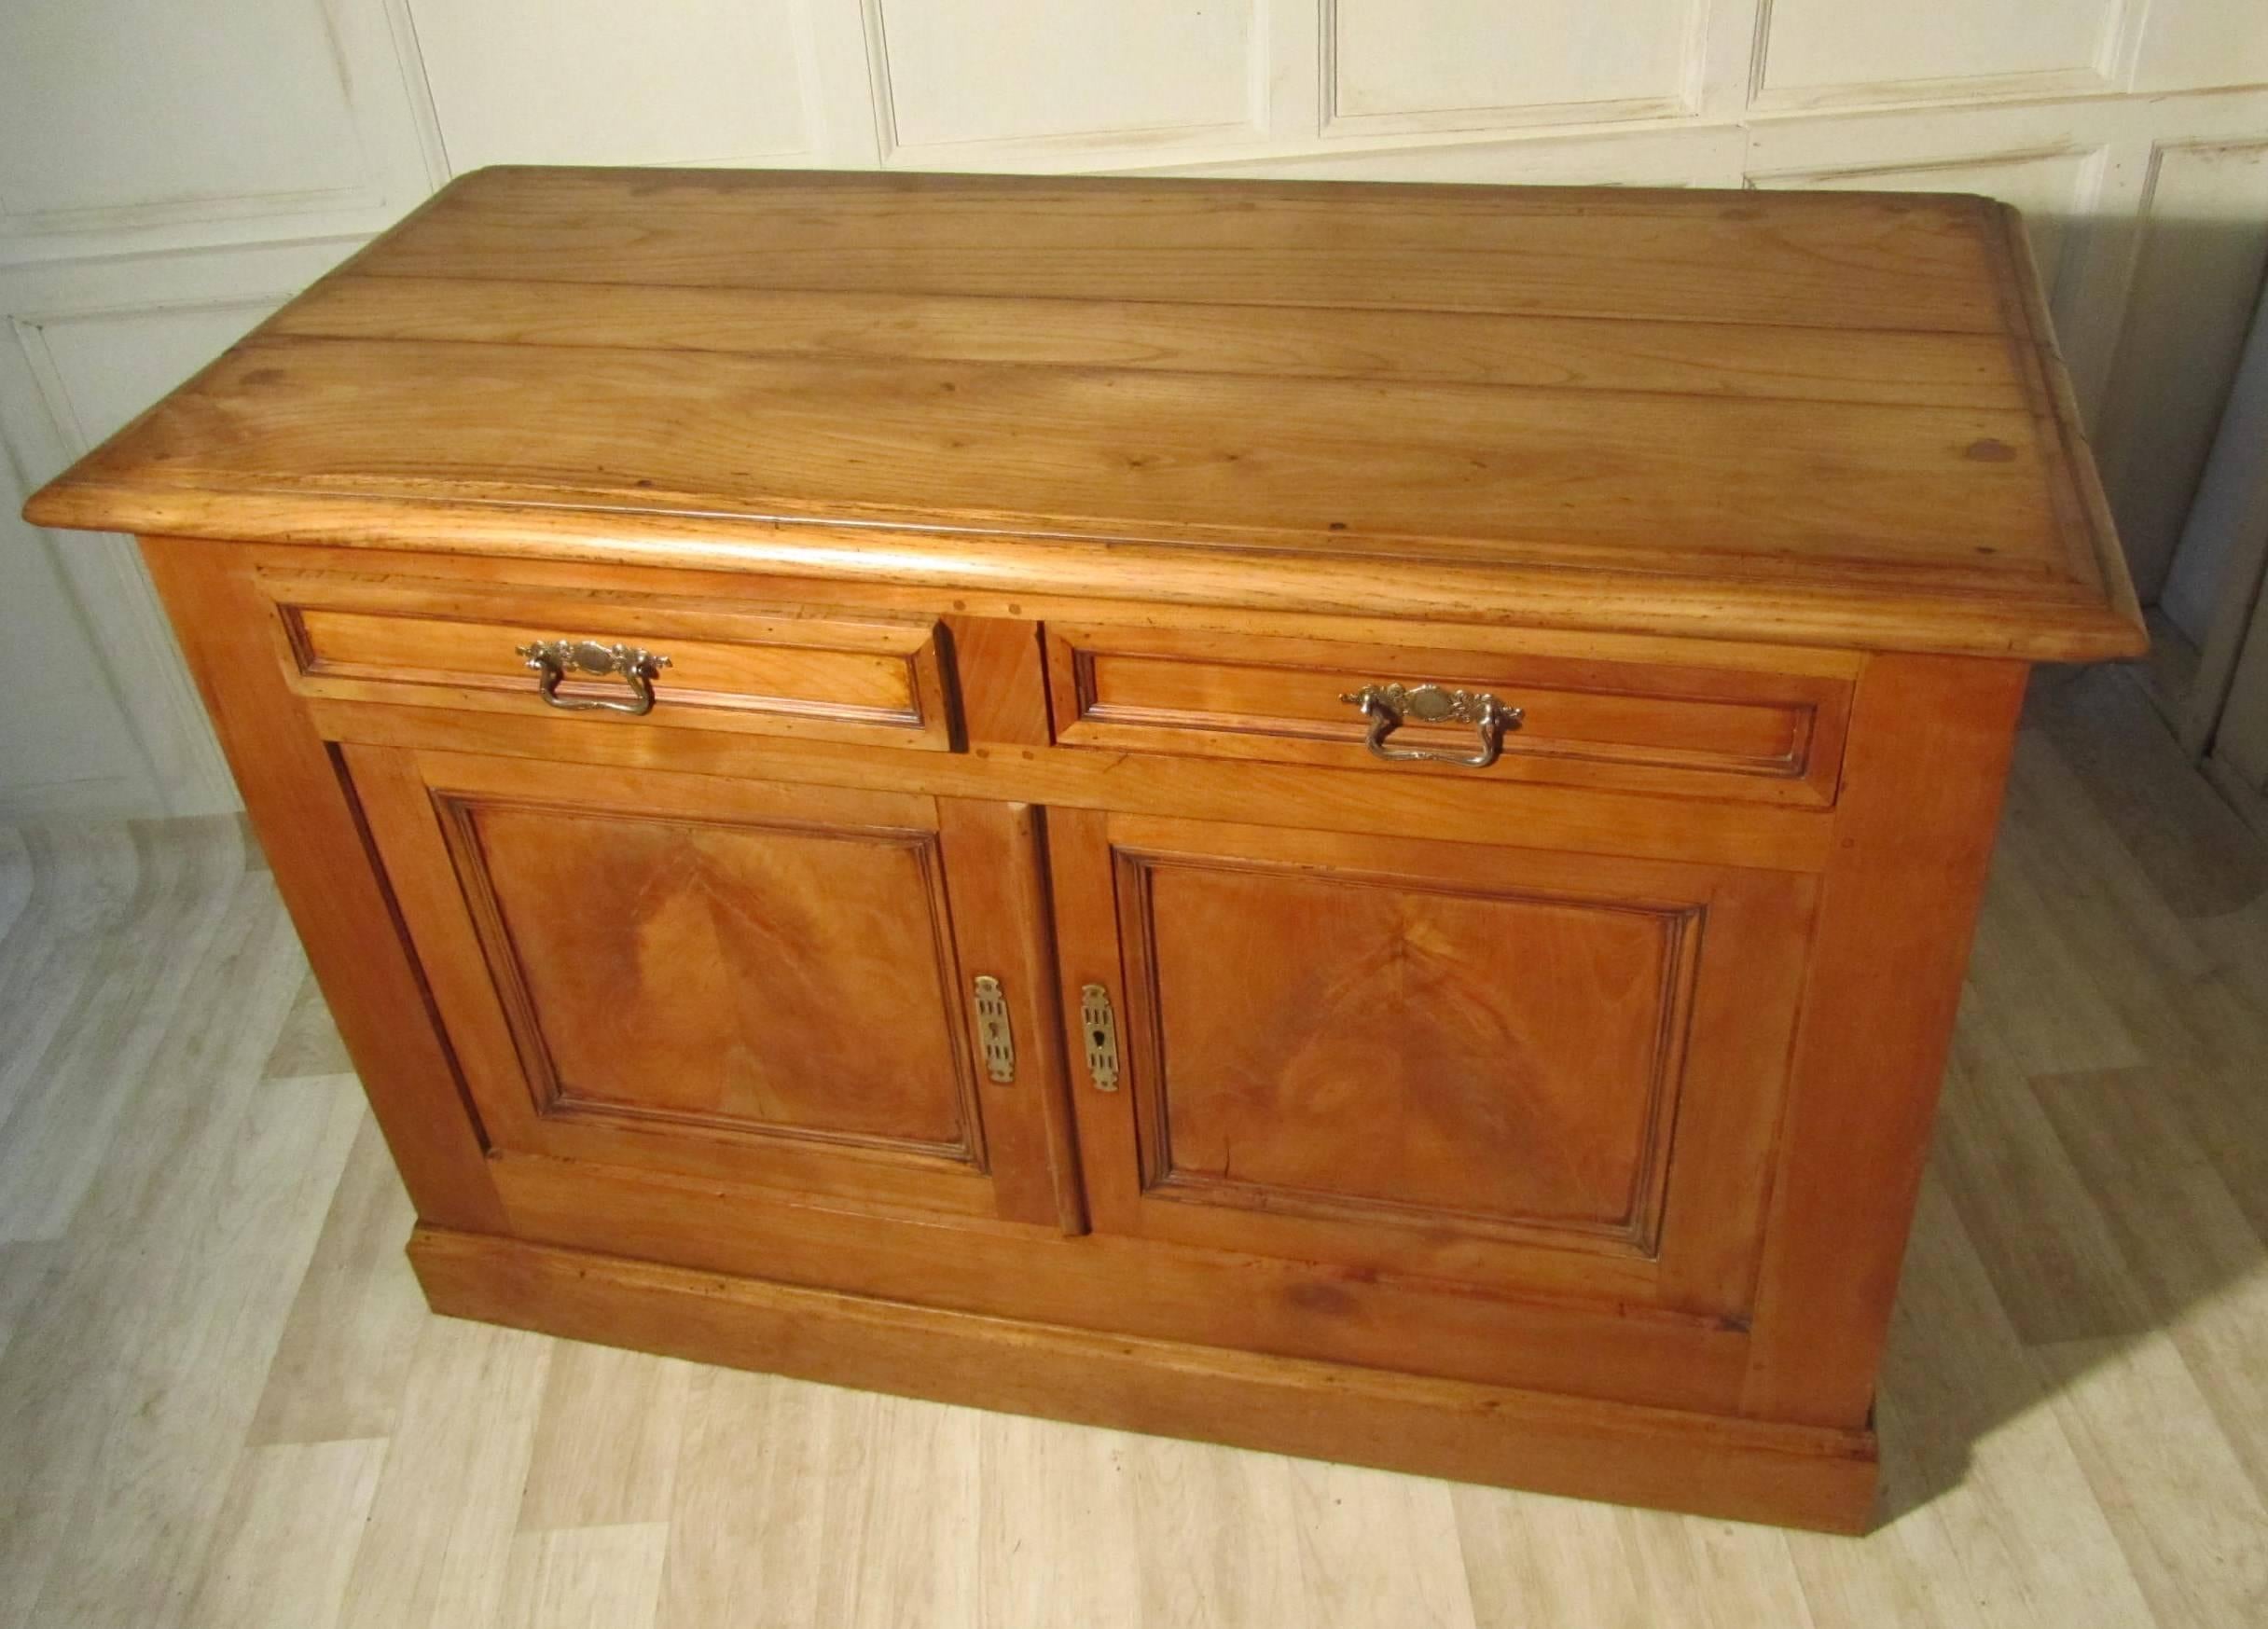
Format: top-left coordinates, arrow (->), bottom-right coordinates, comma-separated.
343,744 -> 1077,1227
1047,808 -> 1818,1318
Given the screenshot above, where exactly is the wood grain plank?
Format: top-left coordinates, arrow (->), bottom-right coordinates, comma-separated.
180,1440 -> 387,1629
1268,1459 -> 1479,1628
0,1244 -> 57,1362
245,1111 -> 428,1446
1116,1441 -> 1317,1627
2032,1065 -> 2268,1504
2026,666 -> 2268,920
1964,845 -> 2153,1079
1991,719 -> 2263,1078
336,1318 -> 554,1629
657,1367 -> 835,1628
2037,1331 -> 2268,1627
1929,1023 -> 2155,1347
0,828 -> 141,1151
2152,1007 -> 2268,1248
1455,1488 -> 1658,1628
973,1413 -> 1144,1628
810,1393 -> 983,1629
1618,1506 -> 1817,1629
517,1343 -> 693,1533
0,829 -> 29,944
661,1369 -> 985,1629
70,336 -> 2068,578
26,1072 -> 364,1629
263,970 -> 353,1079
1122,1444 -> 1484,1628
28,172 -> 2145,662
355,169 -> 2007,333
272,277 -> 2030,410
0,870 -> 326,1629
0,820 -> 242,1243
1836,1179 -> 2153,1629
499,1525 -> 668,1629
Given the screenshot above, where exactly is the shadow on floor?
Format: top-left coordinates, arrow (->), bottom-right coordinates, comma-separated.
1873,660 -> 2268,1525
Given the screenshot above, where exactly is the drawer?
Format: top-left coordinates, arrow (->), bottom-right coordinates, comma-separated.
259,568 -> 955,752
1043,624 -> 1852,805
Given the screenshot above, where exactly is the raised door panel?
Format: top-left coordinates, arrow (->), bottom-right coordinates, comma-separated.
448,800 -> 972,1153
343,744 -> 1075,1227
1049,809 -> 1817,1317
1137,858 -> 1692,1248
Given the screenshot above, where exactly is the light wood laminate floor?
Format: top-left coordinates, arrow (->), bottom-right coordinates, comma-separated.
0,666 -> 2263,1628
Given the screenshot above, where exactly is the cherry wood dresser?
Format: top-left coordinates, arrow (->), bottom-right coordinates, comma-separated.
25,167 -> 2145,1531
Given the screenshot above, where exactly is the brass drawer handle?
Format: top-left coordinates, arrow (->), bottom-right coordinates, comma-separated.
516,640 -> 671,716
1339,683 -> 1522,768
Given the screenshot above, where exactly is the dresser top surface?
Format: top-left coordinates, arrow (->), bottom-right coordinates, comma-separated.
27,166 -> 2142,661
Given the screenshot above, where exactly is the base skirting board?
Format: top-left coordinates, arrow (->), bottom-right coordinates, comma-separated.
408,1225 -> 1880,1533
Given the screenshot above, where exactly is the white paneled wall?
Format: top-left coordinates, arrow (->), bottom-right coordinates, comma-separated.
1751,0 -> 2138,108
5,0 -> 2267,815
1326,0 -> 1700,131
411,0 -> 864,170
880,1 -> 1262,150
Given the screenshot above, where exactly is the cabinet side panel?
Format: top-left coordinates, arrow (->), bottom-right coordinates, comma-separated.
1741,651 -> 2026,1427
137,533 -> 507,1235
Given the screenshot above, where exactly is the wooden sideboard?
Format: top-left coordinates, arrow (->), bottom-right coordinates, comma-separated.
25,167 -> 2145,1532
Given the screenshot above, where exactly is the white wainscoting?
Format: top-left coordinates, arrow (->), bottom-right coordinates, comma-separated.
6,0 -> 2266,815
0,0 -> 437,263
408,0 -> 878,171
2094,138 -> 2268,601
0,239 -> 355,816
876,0 -> 1264,154
1750,0 -> 2141,111
1324,0 -> 1704,133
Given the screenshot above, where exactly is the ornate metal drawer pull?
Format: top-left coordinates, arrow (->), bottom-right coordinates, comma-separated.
516,639 -> 671,716
1339,683 -> 1522,768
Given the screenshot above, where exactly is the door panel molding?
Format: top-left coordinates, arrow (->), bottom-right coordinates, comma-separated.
339,741 -> 1073,1223
1114,846 -> 1703,1257
430,790 -> 984,1167
1050,807 -> 1819,1318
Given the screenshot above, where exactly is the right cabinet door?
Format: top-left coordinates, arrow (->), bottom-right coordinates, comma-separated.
1046,808 -> 1819,1319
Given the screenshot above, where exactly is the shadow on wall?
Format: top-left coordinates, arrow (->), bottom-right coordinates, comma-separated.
2035,202 -> 2268,609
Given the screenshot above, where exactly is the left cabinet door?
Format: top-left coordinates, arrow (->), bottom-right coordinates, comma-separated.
341,743 -> 1078,1227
